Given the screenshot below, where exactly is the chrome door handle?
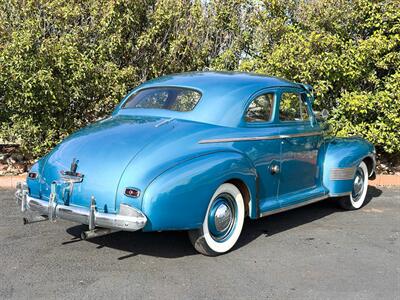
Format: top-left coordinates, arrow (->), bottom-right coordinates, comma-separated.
270,164 -> 280,174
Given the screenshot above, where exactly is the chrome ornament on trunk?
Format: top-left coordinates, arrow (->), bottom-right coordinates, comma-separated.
60,158 -> 84,183
59,158 -> 84,205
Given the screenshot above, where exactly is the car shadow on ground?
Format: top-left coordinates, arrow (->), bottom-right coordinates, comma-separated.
65,186 -> 382,259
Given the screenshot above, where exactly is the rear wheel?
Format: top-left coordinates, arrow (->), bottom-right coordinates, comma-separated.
338,161 -> 369,210
188,183 -> 245,256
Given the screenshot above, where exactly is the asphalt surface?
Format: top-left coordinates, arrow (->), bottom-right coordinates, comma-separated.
0,186 -> 399,300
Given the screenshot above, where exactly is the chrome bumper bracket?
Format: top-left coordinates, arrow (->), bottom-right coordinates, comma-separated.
48,182 -> 57,222
89,196 -> 96,230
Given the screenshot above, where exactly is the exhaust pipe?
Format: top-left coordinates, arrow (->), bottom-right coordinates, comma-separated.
80,228 -> 117,240
23,215 -> 49,224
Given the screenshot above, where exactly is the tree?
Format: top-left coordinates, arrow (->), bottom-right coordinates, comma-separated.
0,0 -> 399,159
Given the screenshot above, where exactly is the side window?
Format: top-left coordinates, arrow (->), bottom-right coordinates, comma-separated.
279,92 -> 309,121
245,93 -> 274,123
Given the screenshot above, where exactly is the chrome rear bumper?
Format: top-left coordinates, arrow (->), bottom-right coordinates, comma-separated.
16,182 -> 147,232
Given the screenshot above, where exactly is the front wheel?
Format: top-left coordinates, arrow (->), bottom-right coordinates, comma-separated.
188,183 -> 245,256
338,161 -> 369,210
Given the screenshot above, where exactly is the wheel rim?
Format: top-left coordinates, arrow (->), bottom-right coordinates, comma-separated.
207,193 -> 237,242
352,167 -> 365,202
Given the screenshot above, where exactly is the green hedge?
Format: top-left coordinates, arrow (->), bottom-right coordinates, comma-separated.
0,0 -> 399,158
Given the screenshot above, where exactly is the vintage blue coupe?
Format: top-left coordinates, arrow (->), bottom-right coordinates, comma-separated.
16,72 -> 376,255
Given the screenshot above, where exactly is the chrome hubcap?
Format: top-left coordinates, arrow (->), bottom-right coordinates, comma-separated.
214,203 -> 232,232
208,193 -> 236,242
352,167 -> 365,201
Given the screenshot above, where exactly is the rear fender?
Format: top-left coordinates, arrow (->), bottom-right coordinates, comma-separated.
141,151 -> 257,231
322,137 -> 375,196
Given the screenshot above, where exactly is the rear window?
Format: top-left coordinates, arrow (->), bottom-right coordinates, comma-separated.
122,87 -> 201,112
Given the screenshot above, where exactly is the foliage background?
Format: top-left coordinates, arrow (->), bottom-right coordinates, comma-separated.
0,0 -> 399,160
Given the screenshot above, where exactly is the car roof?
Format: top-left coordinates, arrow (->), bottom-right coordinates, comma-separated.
115,71 -> 307,127
141,71 -> 299,91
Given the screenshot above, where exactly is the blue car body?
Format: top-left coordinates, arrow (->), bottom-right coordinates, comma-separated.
25,72 -> 376,232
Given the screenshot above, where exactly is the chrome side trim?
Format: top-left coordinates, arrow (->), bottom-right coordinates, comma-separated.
199,135 -> 282,144
279,131 -> 323,138
199,131 -> 321,144
260,194 -> 329,218
329,192 -> 351,197
155,118 -> 174,128
330,167 -> 356,180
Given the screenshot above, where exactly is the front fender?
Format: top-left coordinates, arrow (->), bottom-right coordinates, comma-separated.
141,151 -> 257,231
322,137 -> 375,196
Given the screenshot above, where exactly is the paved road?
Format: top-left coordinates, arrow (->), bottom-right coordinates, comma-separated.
1,187 -> 399,299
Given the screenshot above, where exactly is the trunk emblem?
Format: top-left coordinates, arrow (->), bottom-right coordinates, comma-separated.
60,158 -> 84,183
59,158 -> 84,205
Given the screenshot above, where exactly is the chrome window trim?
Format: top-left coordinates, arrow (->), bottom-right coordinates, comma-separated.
121,86 -> 202,112
278,91 -> 310,122
199,131 -> 322,144
244,92 -> 275,124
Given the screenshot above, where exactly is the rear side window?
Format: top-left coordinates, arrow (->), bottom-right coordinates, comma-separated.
279,92 -> 309,121
123,87 -> 201,112
245,93 -> 274,123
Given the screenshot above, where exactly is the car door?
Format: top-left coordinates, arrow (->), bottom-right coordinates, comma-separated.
237,90 -> 281,213
277,88 -> 323,207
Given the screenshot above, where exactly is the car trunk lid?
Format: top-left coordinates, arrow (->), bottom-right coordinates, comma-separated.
39,115 -> 173,213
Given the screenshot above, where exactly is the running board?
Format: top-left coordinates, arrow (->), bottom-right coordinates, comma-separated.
260,194 -> 329,218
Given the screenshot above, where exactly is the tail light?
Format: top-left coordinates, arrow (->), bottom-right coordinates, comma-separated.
124,188 -> 140,198
28,172 -> 38,179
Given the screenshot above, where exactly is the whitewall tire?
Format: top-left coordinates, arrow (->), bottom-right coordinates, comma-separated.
338,161 -> 369,210
188,183 -> 245,256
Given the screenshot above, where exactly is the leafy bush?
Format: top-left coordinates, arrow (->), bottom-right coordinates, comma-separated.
0,0 -> 399,159
330,73 -> 400,154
